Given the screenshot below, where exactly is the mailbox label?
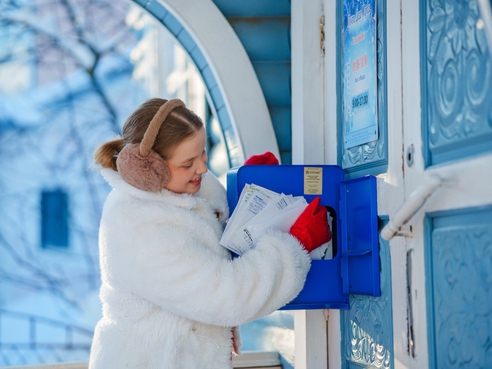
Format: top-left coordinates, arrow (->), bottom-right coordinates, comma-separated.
304,167 -> 323,195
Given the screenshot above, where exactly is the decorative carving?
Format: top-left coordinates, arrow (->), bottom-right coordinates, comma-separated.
424,0 -> 492,163
431,225 -> 492,368
345,297 -> 391,368
342,234 -> 393,368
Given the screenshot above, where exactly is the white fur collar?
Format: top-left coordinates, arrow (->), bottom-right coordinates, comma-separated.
100,168 -> 228,217
101,168 -> 198,209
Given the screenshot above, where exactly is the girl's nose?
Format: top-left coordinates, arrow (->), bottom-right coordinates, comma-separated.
198,153 -> 208,174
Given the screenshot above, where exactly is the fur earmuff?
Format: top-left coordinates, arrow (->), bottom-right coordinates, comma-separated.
116,144 -> 171,192
116,99 -> 185,192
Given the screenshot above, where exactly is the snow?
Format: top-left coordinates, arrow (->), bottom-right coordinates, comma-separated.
240,311 -> 295,369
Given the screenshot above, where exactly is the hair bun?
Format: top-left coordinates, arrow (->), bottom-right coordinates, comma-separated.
116,144 -> 170,192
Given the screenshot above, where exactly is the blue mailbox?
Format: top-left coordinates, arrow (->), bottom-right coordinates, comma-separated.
227,165 -> 380,310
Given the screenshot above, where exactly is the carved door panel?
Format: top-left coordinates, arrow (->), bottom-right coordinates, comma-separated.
338,0 -> 400,368
401,0 -> 492,368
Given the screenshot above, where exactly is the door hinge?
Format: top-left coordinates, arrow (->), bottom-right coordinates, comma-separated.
320,15 -> 325,56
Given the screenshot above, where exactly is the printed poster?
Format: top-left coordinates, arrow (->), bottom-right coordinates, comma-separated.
342,0 -> 378,149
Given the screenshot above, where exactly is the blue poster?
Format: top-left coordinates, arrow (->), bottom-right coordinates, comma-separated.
342,0 -> 378,149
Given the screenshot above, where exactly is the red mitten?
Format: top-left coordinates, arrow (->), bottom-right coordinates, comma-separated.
244,151 -> 279,165
290,197 -> 331,253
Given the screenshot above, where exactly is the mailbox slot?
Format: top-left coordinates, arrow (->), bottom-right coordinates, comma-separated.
227,165 -> 379,310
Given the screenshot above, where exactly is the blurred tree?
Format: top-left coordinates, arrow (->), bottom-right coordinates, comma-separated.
0,0 -> 146,314
0,1 -> 231,365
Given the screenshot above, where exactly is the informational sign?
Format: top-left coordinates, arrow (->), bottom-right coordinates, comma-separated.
342,0 -> 378,149
303,167 -> 323,195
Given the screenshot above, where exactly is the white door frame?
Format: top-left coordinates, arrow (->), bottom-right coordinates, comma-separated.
291,0 -> 329,367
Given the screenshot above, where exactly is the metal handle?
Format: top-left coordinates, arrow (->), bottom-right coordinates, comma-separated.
381,174 -> 442,240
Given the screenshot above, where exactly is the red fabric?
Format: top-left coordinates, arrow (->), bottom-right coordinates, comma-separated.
232,329 -> 239,356
290,197 -> 331,253
230,327 -> 240,361
244,151 -> 279,165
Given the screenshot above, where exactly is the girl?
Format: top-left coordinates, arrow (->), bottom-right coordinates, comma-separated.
89,98 -> 325,368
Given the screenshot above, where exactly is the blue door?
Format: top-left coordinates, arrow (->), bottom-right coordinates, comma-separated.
337,0 -> 395,367
419,0 -> 492,367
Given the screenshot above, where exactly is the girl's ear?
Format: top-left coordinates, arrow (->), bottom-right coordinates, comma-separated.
116,144 -> 170,192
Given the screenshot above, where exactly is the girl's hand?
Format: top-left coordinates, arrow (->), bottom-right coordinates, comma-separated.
290,197 -> 331,253
244,151 -> 279,165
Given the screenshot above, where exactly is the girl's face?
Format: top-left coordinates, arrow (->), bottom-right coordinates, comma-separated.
165,127 -> 208,194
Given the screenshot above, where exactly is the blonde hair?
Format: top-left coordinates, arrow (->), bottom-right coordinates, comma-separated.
94,98 -> 204,170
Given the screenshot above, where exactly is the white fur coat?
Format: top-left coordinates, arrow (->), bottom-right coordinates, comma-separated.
89,169 -> 311,369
